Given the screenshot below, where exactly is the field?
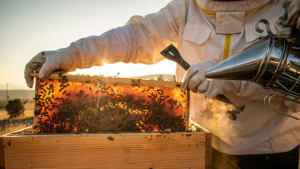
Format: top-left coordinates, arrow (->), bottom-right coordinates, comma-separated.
0,99 -> 33,109
0,99 -> 34,134
0,100 -> 7,109
0,90 -> 34,99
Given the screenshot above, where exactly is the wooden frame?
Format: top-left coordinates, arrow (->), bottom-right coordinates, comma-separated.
29,73 -> 184,89
0,127 -> 211,169
30,73 -> 190,132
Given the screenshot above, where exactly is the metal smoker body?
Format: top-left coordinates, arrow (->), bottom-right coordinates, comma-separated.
205,20 -> 300,120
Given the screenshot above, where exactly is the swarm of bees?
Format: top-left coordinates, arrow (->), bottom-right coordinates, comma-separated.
34,75 -> 187,134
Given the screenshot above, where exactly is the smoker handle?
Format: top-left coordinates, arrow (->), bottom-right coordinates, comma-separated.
160,44 -> 191,70
264,94 -> 299,120
161,44 -> 244,121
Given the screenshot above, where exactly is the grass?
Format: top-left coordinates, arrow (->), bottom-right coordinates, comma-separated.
0,99 -> 34,109
0,99 -> 34,121
0,100 -> 7,109
0,117 -> 33,135
0,98 -> 34,134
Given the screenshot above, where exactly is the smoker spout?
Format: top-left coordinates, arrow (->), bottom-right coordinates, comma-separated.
204,19 -> 300,120
204,37 -> 271,81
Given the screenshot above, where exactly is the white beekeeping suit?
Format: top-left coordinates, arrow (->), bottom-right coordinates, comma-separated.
25,0 -> 300,155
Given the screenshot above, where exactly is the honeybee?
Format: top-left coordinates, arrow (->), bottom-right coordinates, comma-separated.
107,136 -> 114,141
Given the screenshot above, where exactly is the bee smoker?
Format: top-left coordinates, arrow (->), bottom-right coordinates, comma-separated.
204,19 -> 300,120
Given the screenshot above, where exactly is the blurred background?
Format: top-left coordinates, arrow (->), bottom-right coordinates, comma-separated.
0,0 -> 175,134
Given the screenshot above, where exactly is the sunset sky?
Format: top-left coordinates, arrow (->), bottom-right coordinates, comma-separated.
0,0 -> 175,90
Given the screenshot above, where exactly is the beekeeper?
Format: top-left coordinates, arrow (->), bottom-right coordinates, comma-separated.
24,0 -> 300,168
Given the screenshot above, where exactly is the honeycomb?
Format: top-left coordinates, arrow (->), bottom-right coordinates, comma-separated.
33,75 -> 189,134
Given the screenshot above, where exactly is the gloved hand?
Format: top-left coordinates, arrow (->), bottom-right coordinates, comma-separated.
275,0 -> 300,42
24,44 -> 79,88
284,100 -> 300,113
181,61 -> 242,99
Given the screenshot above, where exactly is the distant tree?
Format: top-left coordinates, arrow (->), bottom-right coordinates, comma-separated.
5,99 -> 25,119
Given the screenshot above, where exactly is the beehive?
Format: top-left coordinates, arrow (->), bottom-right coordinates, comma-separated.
0,73 -> 212,169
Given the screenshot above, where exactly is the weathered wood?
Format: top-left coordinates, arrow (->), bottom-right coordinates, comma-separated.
18,74 -> 204,168
185,89 -> 190,130
205,133 -> 212,169
33,76 -> 39,134
30,73 -> 182,88
0,137 -> 4,169
3,131 -> 210,169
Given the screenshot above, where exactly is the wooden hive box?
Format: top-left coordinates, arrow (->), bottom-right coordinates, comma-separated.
0,73 -> 211,169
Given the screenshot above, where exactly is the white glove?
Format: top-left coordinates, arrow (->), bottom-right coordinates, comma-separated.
181,61 -> 242,99
275,0 -> 300,42
285,0 -> 300,30
24,44 -> 79,88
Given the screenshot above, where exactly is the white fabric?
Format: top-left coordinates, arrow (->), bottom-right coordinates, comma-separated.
196,0 -> 271,12
245,17 -> 278,42
285,100 -> 300,113
180,0 -> 300,155
286,0 -> 300,30
275,0 -> 300,42
24,0 -> 300,155
216,12 -> 245,34
24,47 -> 76,88
181,61 -> 242,99
275,15 -> 295,42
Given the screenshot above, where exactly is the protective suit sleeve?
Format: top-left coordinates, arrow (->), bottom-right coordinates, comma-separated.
236,81 -> 276,101
237,73 -> 300,114
70,0 -> 185,69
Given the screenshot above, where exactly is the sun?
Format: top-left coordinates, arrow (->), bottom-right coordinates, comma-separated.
70,60 -> 176,78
